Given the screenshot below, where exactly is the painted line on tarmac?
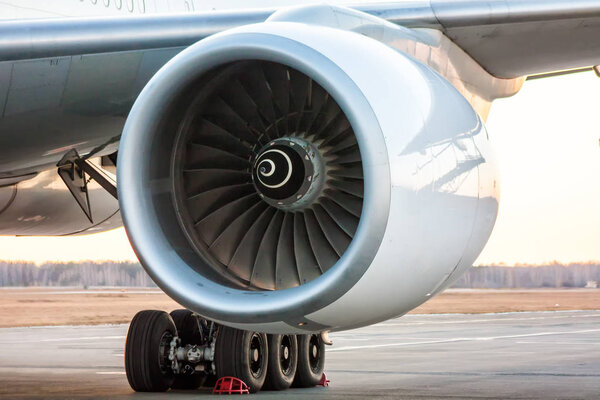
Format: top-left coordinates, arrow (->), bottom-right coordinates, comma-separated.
408,309 -> 600,317
376,313 -> 600,327
328,328 -> 600,352
516,341 -> 600,345
40,335 -> 126,342
9,291 -> 164,295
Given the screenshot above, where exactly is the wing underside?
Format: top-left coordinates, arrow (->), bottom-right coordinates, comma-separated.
0,0 -> 599,79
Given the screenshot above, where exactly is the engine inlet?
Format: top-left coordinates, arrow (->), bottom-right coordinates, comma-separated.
172,61 -> 364,291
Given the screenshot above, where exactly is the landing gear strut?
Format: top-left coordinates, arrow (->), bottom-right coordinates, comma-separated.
124,309 -> 328,393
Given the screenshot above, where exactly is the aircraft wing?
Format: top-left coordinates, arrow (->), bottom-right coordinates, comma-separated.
0,0 -> 599,79
364,0 -> 600,78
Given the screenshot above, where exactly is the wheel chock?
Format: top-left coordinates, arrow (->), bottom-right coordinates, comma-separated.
317,372 -> 330,387
212,376 -> 250,395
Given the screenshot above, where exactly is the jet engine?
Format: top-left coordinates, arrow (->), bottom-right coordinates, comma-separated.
118,20 -> 499,333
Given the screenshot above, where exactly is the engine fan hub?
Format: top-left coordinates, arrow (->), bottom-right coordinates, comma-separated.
252,137 -> 324,210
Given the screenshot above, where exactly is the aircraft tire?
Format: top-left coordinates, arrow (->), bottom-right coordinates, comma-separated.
293,334 -> 325,387
125,310 -> 176,392
263,334 -> 298,390
215,326 -> 268,393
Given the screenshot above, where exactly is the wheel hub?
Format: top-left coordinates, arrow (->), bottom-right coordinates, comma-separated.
249,333 -> 264,378
252,137 -> 324,210
280,335 -> 293,375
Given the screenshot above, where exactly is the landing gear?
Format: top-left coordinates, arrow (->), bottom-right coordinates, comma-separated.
294,333 -> 326,387
124,309 -> 328,393
169,309 -> 210,389
264,334 -> 298,390
124,310 -> 176,392
215,326 -> 268,393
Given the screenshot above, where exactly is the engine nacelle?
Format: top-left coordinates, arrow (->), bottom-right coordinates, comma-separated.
118,19 -> 499,333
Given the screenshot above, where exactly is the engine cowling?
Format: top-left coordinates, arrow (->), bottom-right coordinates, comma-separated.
118,20 -> 499,333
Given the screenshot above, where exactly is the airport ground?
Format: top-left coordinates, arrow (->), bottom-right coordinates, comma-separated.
0,309 -> 599,399
1,287 -> 599,327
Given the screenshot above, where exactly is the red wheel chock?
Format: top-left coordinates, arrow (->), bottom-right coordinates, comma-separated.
212,376 -> 250,395
317,372 -> 330,387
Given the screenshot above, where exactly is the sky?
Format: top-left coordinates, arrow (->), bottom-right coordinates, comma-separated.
0,71 -> 599,265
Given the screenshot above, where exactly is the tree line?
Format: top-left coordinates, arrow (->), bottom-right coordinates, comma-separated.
0,261 -> 156,287
452,262 -> 600,288
0,261 -> 599,288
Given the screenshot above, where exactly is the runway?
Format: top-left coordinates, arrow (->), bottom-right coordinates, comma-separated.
1,310 -> 599,399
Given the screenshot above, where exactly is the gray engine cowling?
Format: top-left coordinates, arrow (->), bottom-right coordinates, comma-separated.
118,19 -> 499,333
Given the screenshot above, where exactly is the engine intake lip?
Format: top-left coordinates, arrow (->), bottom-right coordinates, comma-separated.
118,30 -> 391,325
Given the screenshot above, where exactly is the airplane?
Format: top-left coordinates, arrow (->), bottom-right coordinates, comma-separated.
0,0 -> 599,394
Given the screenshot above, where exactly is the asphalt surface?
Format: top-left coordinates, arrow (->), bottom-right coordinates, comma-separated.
0,311 -> 599,399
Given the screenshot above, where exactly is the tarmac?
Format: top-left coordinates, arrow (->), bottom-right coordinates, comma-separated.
0,310 -> 599,399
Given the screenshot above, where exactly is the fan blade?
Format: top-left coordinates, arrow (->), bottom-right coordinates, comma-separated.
300,83 -> 328,136
293,212 -> 322,284
204,97 -> 261,145
323,132 -> 357,155
275,212 -> 300,289
320,120 -> 352,148
323,188 -> 363,218
312,204 -> 352,257
250,211 -> 285,289
311,101 -> 342,142
288,69 -> 310,115
287,69 -> 310,135
186,143 -> 249,170
303,209 -> 339,273
209,201 -> 269,266
195,193 -> 261,245
330,148 -> 362,165
238,64 -> 279,137
193,118 -> 253,158
186,183 -> 255,223
218,80 -> 267,134
228,207 -> 277,283
329,178 -> 364,198
329,165 -> 363,179
183,169 -> 250,197
319,197 -> 360,238
262,62 -> 290,123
